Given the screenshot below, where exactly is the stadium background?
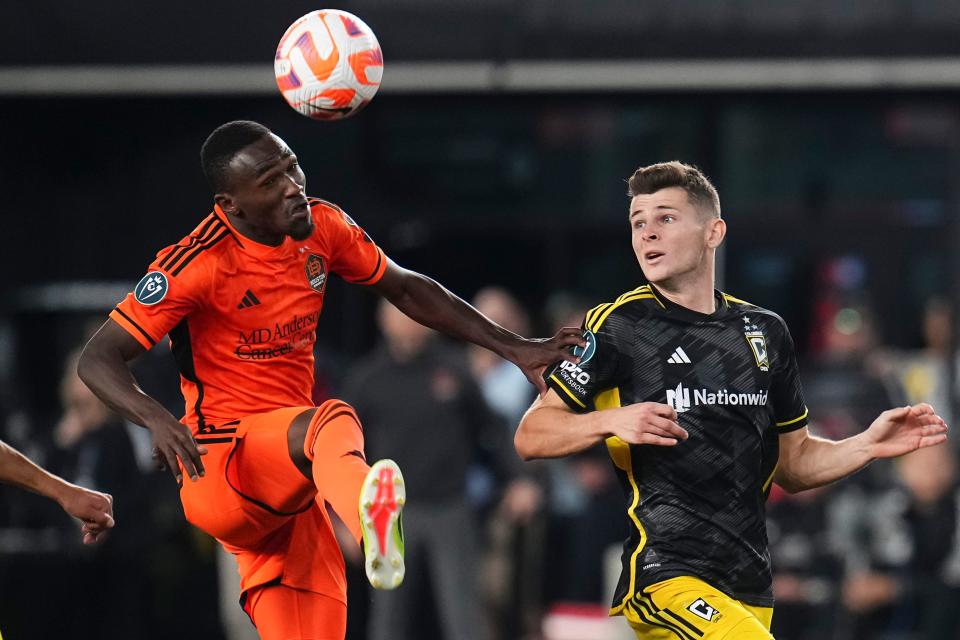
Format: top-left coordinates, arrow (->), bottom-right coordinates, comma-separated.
2,2 -> 960,639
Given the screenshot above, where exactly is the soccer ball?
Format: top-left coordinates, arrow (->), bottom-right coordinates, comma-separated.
274,10 -> 383,120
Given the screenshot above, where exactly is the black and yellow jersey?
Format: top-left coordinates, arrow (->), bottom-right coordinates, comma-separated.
545,284 -> 808,612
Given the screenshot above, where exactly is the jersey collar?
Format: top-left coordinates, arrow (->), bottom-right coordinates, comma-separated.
648,284 -> 732,322
213,204 -> 303,260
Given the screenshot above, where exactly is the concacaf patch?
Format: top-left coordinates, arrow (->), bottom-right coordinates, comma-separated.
305,254 -> 327,293
572,329 -> 597,365
134,272 -> 169,306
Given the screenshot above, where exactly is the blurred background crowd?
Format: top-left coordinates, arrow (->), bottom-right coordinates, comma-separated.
5,1 -> 960,639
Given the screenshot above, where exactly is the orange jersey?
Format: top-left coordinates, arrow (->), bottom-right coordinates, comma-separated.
111,199 -> 386,433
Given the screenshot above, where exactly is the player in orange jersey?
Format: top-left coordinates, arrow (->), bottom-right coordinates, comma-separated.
77,120 -> 582,640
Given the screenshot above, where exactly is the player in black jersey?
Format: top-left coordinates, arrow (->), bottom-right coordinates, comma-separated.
515,162 -> 948,639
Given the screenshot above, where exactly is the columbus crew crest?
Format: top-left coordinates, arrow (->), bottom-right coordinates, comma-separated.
305,254 -> 327,293
742,316 -> 769,371
745,332 -> 769,371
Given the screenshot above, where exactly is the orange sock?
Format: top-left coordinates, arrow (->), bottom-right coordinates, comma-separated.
303,399 -> 369,544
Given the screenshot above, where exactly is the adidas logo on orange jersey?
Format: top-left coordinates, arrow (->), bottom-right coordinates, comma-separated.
237,290 -> 261,309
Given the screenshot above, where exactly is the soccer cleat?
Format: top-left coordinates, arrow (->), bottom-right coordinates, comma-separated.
359,459 -> 405,590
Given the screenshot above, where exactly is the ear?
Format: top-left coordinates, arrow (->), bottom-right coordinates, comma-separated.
705,217 -> 726,249
214,193 -> 239,217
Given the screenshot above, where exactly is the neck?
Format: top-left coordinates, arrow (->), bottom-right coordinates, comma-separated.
653,266 -> 716,314
226,212 -> 284,247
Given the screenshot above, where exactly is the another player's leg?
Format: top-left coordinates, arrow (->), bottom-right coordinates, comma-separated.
289,399 -> 406,589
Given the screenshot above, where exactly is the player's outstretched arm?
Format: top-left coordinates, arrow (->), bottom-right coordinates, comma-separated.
515,391 -> 688,460
371,260 -> 584,395
78,319 -> 207,485
0,439 -> 115,544
775,403 -> 948,493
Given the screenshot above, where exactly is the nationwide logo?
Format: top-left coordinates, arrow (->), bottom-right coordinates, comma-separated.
665,383 -> 768,413
134,272 -> 168,306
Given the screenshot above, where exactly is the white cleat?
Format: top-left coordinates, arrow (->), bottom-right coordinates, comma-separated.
359,459 -> 406,590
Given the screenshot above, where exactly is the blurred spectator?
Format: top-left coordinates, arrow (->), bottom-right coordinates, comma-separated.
48,349 -> 150,638
469,286 -> 537,428
803,298 -> 905,463
469,287 -> 546,639
804,298 -> 908,638
895,444 -> 960,639
544,444 -> 625,605
0,343 -> 226,640
888,297 -> 955,444
342,300 -> 525,640
538,292 -> 626,614
830,444 -> 960,640
766,485 -> 842,640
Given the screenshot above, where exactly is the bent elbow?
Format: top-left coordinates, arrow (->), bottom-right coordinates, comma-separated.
76,347 -> 95,386
514,427 -> 538,462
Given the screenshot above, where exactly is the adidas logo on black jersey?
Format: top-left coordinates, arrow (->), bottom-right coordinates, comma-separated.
667,346 -> 692,364
237,290 -> 261,309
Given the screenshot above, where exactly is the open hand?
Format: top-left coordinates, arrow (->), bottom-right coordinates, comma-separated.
864,403 -> 948,459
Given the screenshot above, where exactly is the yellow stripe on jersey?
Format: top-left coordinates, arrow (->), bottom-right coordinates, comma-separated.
585,303 -> 612,329
762,464 -> 778,493
583,286 -> 665,334
549,374 -> 587,408
721,292 -> 753,306
776,408 -> 808,428
588,293 -> 656,332
639,285 -> 666,309
595,387 -> 649,616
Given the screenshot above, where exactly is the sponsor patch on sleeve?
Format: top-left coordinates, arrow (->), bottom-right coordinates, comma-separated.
134,272 -> 169,306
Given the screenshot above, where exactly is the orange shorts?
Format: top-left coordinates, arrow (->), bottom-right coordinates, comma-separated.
244,581 -> 347,640
179,403 -> 354,602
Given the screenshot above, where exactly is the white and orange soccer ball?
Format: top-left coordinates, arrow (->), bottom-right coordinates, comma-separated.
274,10 -> 383,120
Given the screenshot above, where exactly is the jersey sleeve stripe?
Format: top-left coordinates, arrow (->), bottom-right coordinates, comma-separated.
588,293 -> 655,332
775,408 -> 808,428
585,303 -> 611,329
548,374 -> 587,408
158,216 -> 221,271
112,306 -> 157,346
351,247 -> 385,284
170,229 -> 230,276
